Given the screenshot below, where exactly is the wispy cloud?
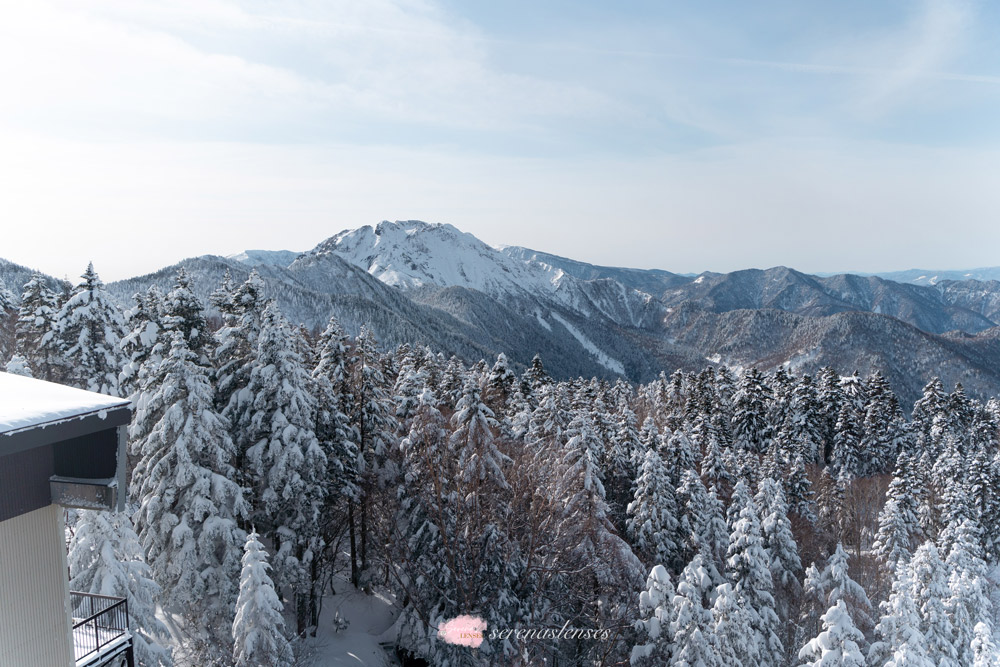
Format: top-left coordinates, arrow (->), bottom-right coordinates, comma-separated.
0,0 -> 622,143
1,0 -> 998,280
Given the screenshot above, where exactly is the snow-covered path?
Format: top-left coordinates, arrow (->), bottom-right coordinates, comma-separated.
297,581 -> 399,666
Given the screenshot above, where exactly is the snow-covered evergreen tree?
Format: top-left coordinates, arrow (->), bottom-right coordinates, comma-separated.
451,375 -> 508,491
606,404 -> 641,526
232,531 -> 294,667
130,333 -> 247,647
677,471 -> 724,583
521,353 -> 552,403
345,325 -> 396,585
68,510 -> 173,667
797,599 -> 865,667
119,287 -> 164,399
911,378 -> 947,442
944,520 -> 992,666
872,451 -> 922,566
870,562 -> 933,667
908,542 -> 959,667
393,387 -> 467,663
755,478 -> 801,625
860,371 -> 905,475
815,368 -> 843,464
4,353 -> 32,376
215,270 -> 267,418
234,302 -> 327,634
632,564 -> 675,665
161,268 -> 213,365
669,554 -> 718,667
711,582 -> 747,667
310,315 -> 361,606
726,480 -> 782,665
800,544 -> 873,652
46,263 -> 127,395
831,401 -> 863,483
483,352 -> 517,414
15,273 -> 60,381
971,622 -> 1000,667
731,369 -> 771,453
0,277 -> 15,364
784,374 -> 823,464
701,432 -> 732,490
627,448 -> 680,568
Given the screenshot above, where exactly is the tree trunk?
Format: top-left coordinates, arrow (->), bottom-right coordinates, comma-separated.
296,591 -> 309,637
309,557 -> 321,637
349,500 -> 359,587
361,497 -> 368,579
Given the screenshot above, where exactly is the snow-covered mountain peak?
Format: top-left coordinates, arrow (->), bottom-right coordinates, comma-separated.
306,220 -> 669,341
310,220 -> 556,296
227,249 -> 302,268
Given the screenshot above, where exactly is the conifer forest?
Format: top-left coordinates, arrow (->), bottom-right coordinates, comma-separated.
3,265 -> 1000,667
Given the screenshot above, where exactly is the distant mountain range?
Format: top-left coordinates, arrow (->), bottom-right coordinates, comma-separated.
868,267 -> 1000,285
3,221 -> 1000,405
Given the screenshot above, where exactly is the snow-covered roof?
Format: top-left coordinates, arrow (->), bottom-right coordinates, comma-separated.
0,373 -> 130,445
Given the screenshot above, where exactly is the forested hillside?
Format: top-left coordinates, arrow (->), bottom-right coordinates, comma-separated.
2,264 -> 999,665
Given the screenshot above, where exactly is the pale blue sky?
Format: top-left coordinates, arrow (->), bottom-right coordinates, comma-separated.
1,0 -> 999,281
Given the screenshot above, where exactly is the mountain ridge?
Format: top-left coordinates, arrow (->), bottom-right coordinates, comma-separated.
4,219 -> 1000,404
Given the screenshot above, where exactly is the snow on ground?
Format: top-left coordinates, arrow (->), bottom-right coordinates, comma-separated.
548,312 -> 625,375
782,347 -> 820,372
297,578 -> 400,667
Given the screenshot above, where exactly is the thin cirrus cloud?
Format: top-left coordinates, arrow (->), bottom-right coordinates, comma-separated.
0,0 -> 617,140
0,0 -> 998,282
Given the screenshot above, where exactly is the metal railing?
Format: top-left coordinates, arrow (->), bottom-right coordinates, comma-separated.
70,591 -> 130,663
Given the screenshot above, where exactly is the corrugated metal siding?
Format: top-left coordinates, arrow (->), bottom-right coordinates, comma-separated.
0,445 -> 54,523
0,504 -> 74,667
53,429 -> 118,479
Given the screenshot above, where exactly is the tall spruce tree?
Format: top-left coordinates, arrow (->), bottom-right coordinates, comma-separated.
631,565 -> 676,665
755,478 -> 801,628
130,333 -> 247,649
971,622 -> 1000,667
346,325 -> 396,585
15,273 -> 60,381
120,287 -> 165,400
46,263 -> 127,395
232,531 -> 294,667
870,562 -> 933,667
908,542 -> 959,667
234,302 -> 327,635
627,448 -> 680,569
726,480 -> 782,666
161,268 -> 213,365
310,314 -> 361,618
872,451 -> 922,566
731,369 -> 772,453
946,519 -> 992,666
669,555 -> 718,667
214,270 -> 267,419
797,600 -> 865,667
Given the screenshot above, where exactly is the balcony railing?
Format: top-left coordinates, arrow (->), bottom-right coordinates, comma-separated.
70,591 -> 130,665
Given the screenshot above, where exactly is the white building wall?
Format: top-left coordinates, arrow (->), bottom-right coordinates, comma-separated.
0,504 -> 74,667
